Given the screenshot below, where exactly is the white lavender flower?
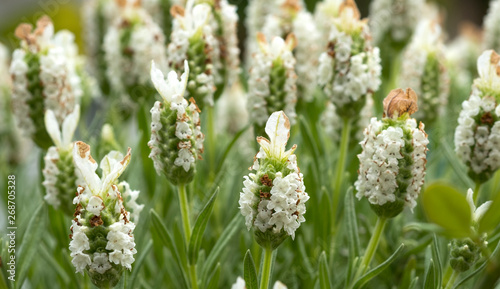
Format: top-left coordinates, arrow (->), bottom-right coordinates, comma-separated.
103,1 -> 167,104
355,88 -> 428,217
70,141 -> 139,288
231,276 -> 288,289
262,0 -> 321,102
239,111 -> 309,249
248,34 -> 298,138
399,20 -> 449,126
217,81 -> 248,134
369,0 -> 424,48
455,50 -> 500,184
483,0 -> 500,52
10,16 -> 82,149
321,97 -> 373,144
317,0 -> 382,119
167,0 -> 216,109
148,60 -> 204,185
314,0 -> 342,44
43,105 -> 80,214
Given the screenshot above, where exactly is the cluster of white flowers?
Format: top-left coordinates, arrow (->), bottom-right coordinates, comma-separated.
239,111 -> 309,240
248,34 -> 297,129
149,60 -> 204,183
399,20 -> 449,124
317,2 -> 381,117
231,276 -> 288,289
321,97 -> 373,143
455,50 -> 500,182
103,2 -> 167,101
355,89 -> 428,214
42,105 -> 80,211
262,0 -> 321,101
244,0 -> 280,67
167,0 -> 215,107
369,0 -> 424,46
483,0 -> 500,52
314,0 -> 342,44
10,16 -> 81,146
70,141 -> 139,284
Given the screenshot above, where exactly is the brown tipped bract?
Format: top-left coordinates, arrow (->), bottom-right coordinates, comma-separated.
383,88 -> 418,118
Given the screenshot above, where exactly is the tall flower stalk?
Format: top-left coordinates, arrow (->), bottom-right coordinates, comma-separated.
351,88 -> 428,285
239,111 -> 309,289
455,49 -> 500,201
10,16 -> 82,149
70,141 -> 140,288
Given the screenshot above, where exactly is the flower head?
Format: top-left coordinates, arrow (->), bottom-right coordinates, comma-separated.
239,111 -> 309,249
355,89 -> 429,217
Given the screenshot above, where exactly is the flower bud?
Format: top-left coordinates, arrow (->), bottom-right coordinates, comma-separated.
43,105 -> 80,215
399,19 -> 449,126
262,0 -> 321,102
103,1 -> 167,104
239,111 -> 309,250
355,88 -> 428,218
10,16 -> 81,149
455,50 -> 500,184
167,0 -> 216,109
70,141 -> 140,288
317,0 -> 382,119
248,33 -> 298,138
148,60 -> 204,185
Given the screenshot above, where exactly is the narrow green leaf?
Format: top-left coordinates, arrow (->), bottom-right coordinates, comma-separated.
399,256 -> 417,289
423,259 -> 435,289
206,263 -> 221,289
244,250 -> 258,289
422,183 -> 472,238
216,125 -> 249,172
345,187 -> 361,257
441,140 -> 475,189
202,214 -> 243,283
138,104 -> 156,196
409,277 -> 419,289
431,235 -> 442,289
299,115 -> 322,183
16,203 -> 44,289
479,187 -> 500,233
128,240 -> 153,289
37,243 -> 70,285
297,236 -> 315,278
353,244 -> 405,289
188,188 -> 219,264
150,209 -> 189,288
319,251 -> 332,289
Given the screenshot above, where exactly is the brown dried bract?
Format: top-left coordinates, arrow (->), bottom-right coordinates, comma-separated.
490,50 -> 500,77
383,88 -> 418,118
170,5 -> 185,17
260,174 -> 273,187
76,141 -> 96,163
282,0 -> 300,14
189,97 -> 201,113
259,191 -> 270,198
285,33 -> 297,51
340,0 -> 361,20
481,112 -> 494,125
90,215 -> 104,227
74,203 -> 82,217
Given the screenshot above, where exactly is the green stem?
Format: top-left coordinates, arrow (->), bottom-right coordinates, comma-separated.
189,264 -> 199,289
332,118 -> 351,224
442,264 -> 453,286
178,184 -> 191,242
351,217 -> 388,286
259,247 -> 274,289
473,182 -> 482,205
444,270 -> 459,289
207,105 -> 216,181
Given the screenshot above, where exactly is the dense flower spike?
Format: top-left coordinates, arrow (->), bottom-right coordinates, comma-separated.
104,0 -> 167,104
399,20 -> 449,126
355,88 -> 428,218
142,0 -> 184,44
314,0 -> 341,44
239,111 -> 309,249
262,0 -> 321,102
148,60 -> 204,185
83,0 -> 117,94
317,0 -> 382,119
167,0 -> 216,109
10,16 -> 82,149
248,34 -> 298,138
43,105 -> 81,215
483,0 -> 500,52
70,141 -> 140,288
369,0 -> 424,48
455,50 -> 500,184
320,97 -> 373,144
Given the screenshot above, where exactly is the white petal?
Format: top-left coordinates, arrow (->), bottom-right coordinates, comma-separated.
466,188 -> 476,217
45,109 -> 62,148
61,105 -> 80,148
73,142 -> 101,195
100,151 -> 124,178
475,201 -> 492,222
100,148 -> 131,194
477,50 -> 492,80
150,61 -> 169,102
264,111 -> 290,158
